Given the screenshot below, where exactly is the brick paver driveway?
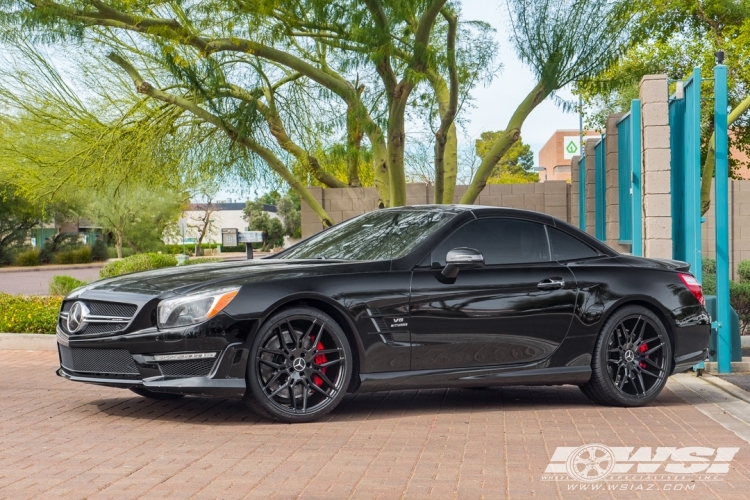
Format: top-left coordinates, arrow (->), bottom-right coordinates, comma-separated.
1,350 -> 749,499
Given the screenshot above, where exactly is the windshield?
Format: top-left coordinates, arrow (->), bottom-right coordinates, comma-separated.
279,209 -> 456,261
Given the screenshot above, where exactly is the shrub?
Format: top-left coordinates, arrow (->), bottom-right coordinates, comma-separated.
730,280 -> 750,335
702,273 -> 717,296
106,246 -> 135,259
0,294 -> 61,334
91,240 -> 109,261
703,258 -> 716,276
14,249 -> 40,266
99,252 -> 177,278
182,258 -> 223,266
54,246 -> 93,264
49,275 -> 87,296
737,260 -> 750,284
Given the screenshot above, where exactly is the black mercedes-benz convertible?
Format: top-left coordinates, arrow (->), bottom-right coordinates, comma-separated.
56,206 -> 710,422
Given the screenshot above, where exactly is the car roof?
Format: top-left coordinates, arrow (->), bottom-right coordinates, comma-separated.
383,204 -> 554,222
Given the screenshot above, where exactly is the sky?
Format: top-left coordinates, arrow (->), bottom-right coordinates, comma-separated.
457,1 -> 580,165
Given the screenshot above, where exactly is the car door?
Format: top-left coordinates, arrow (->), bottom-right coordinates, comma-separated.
409,218 -> 578,370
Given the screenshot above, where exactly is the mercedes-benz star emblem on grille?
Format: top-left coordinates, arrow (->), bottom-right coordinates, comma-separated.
67,301 -> 90,333
293,358 -> 306,372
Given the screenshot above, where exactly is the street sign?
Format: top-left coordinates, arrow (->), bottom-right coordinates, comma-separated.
238,231 -> 264,244
563,136 -> 580,159
221,228 -> 238,247
178,218 -> 187,234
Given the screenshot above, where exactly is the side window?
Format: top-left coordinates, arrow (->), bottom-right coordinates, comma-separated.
431,218 -> 550,266
547,227 -> 598,261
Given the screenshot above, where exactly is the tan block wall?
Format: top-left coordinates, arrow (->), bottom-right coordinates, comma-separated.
701,179 -> 750,280
639,74 -> 673,259
301,182 -> 572,238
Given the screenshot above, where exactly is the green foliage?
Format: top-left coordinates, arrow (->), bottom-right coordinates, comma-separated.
244,201 -> 285,251
730,280 -> 750,334
703,258 -> 717,276
106,247 -> 136,259
91,240 -> 109,262
49,275 -> 87,296
14,249 -> 40,267
277,193 -> 302,238
99,253 -> 177,279
737,260 -> 750,283
183,258 -> 223,265
0,185 -> 42,265
0,294 -> 62,334
54,247 -> 93,265
475,135 -> 539,184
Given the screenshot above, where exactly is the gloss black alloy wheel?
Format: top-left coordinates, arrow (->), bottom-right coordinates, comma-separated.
580,305 -> 672,407
244,307 -> 352,423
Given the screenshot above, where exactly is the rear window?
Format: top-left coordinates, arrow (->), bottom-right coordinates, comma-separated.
547,227 -> 598,261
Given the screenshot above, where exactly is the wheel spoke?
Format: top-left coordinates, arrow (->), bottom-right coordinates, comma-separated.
268,379 -> 291,398
313,369 -> 336,388
635,370 -> 646,395
644,342 -> 664,356
639,366 -> 661,378
259,358 -> 283,370
309,382 -> 332,399
301,382 -> 308,411
635,316 -> 646,343
615,326 -> 625,347
310,324 -> 325,351
312,348 -> 342,356
317,358 -> 343,368
288,383 -> 297,410
259,347 -> 285,356
300,319 -> 317,345
275,328 -> 288,353
286,320 -> 299,346
261,370 -> 284,391
642,357 -> 662,370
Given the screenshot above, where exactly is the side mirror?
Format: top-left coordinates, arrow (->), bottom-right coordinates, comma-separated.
442,247 -> 484,279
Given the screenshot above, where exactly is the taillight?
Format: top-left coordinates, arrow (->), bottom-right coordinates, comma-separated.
679,273 -> 705,306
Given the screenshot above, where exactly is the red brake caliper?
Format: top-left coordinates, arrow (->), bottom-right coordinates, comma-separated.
311,338 -> 328,387
638,343 -> 648,368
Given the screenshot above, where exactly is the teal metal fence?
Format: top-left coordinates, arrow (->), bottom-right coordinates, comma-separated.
615,100 -> 642,255
594,135 -> 607,241
668,68 -> 702,282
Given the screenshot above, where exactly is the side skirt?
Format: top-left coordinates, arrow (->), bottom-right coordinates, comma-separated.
358,365 -> 592,393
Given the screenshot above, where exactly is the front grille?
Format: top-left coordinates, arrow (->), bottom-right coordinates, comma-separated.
158,359 -> 216,377
59,300 -> 138,336
59,345 -> 139,375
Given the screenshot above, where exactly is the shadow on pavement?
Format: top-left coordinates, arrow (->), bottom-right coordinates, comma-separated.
85,384 -> 689,425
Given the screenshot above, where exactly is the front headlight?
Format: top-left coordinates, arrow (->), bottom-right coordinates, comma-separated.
157,287 -> 240,329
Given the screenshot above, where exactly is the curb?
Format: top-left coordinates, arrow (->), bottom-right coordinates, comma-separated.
0,333 -> 57,351
0,263 -> 107,274
704,357 -> 750,373
699,373 -> 750,405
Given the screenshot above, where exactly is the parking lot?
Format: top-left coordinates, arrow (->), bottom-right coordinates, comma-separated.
1,350 -> 749,499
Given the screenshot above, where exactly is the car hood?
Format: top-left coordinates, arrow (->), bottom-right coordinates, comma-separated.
73,259 -> 390,298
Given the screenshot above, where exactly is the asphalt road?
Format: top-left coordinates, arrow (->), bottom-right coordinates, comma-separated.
0,267 -> 103,295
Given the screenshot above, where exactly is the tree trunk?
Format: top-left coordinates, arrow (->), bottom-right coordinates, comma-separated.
460,82 -> 549,204
700,94 -> 750,215
428,80 -> 457,204
388,84 -> 410,207
115,233 -> 123,259
347,104 -> 363,187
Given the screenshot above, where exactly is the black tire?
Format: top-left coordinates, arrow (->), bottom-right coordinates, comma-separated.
244,306 -> 353,423
130,388 -> 185,400
580,305 -> 672,407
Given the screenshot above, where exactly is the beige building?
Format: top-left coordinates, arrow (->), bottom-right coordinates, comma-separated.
538,129 -> 600,182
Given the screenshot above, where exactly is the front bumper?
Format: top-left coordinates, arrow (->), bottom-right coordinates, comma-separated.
55,313 -> 256,398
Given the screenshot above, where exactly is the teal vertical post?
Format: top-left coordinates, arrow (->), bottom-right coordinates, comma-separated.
579,156 -> 586,230
631,100 -> 643,256
686,68 -> 702,282
714,65 -> 731,374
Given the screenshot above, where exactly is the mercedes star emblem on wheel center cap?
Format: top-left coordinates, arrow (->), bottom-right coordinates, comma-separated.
293,358 -> 306,372
624,350 -> 635,363
67,301 -> 90,334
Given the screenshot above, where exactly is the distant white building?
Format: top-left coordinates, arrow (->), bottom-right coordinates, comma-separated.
164,202 -> 278,246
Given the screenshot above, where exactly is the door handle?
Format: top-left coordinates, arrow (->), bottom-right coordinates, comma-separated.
537,277 -> 565,290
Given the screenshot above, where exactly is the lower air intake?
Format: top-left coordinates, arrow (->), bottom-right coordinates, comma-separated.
159,359 -> 216,377
59,345 -> 139,375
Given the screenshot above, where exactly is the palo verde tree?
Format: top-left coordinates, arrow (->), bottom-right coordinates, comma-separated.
3,0 -> 638,224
